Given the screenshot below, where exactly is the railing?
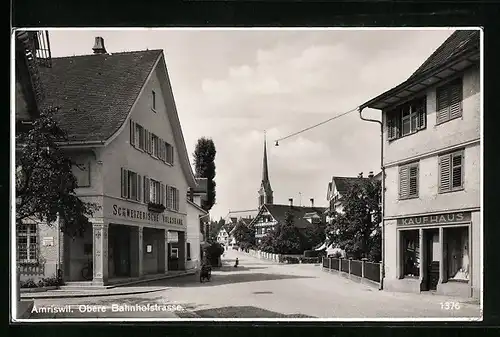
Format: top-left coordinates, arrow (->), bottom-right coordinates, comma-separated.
322,257 -> 381,286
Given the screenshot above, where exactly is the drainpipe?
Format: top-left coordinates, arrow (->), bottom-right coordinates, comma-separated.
358,107 -> 385,290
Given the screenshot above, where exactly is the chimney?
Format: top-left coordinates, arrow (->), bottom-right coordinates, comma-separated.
358,172 -> 364,178
368,171 -> 374,178
289,198 -> 293,207
92,37 -> 107,54
310,198 -> 314,207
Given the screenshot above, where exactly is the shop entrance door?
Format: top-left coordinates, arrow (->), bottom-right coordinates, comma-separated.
425,229 -> 440,291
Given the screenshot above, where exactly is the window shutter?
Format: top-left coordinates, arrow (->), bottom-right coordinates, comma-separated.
130,121 -> 136,146
137,174 -> 142,202
416,98 -> 427,130
451,151 -> 463,189
171,146 -> 175,164
161,183 -> 165,206
141,127 -> 146,150
144,176 -> 150,203
121,169 -> 129,198
409,165 -> 418,197
399,166 -> 409,199
166,185 -> 172,209
439,154 -> 452,192
449,82 -> 463,119
436,87 -> 449,124
175,188 -> 179,211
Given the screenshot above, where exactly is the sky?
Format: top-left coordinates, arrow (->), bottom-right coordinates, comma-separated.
47,28 -> 455,220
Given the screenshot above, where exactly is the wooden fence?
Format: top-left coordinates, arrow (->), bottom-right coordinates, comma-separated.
246,249 -> 316,264
322,257 -> 381,286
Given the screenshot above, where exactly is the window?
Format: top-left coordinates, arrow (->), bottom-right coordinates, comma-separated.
187,242 -> 191,260
436,78 -> 463,124
387,97 -> 427,141
444,226 -> 469,281
121,168 -> 141,201
439,150 -> 464,193
401,230 -> 420,278
152,90 -> 156,111
17,223 -> 38,263
72,161 -> 90,187
149,179 -> 162,204
399,162 -> 419,199
135,123 -> 144,150
167,186 -> 180,211
171,247 -> 178,258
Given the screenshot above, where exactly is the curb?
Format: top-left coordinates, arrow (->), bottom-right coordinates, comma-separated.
21,271 -> 196,299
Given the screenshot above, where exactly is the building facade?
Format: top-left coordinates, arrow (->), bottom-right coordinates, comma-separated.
360,30 -> 481,298
16,37 -> 200,286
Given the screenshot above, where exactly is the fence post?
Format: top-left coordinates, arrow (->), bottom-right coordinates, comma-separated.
348,258 -> 352,276
379,260 -> 383,289
361,258 -> 366,279
328,257 -> 332,271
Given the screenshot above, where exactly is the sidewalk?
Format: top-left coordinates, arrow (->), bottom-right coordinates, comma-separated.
21,270 -> 196,299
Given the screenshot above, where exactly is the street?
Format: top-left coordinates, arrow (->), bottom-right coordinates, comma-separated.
27,250 -> 481,319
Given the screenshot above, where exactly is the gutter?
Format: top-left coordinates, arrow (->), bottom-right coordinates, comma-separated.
358,107 -> 385,291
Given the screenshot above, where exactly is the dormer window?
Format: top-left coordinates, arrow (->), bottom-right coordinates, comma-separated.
152,90 -> 156,111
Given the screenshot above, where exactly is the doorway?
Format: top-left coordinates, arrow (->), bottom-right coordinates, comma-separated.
109,225 -> 131,277
424,229 -> 440,291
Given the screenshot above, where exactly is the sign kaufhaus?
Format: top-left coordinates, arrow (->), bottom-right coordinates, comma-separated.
397,211 -> 471,227
112,204 -> 183,225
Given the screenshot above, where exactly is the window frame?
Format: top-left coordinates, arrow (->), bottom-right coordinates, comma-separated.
386,96 -> 427,142
438,149 -> 465,194
398,161 -> 419,200
17,223 -> 38,264
72,160 -> 91,188
152,90 -> 157,112
436,77 -> 463,126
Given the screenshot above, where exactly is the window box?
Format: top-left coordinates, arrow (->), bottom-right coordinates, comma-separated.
148,202 -> 166,213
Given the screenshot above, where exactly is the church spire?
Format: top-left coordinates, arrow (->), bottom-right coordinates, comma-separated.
258,131 -> 273,207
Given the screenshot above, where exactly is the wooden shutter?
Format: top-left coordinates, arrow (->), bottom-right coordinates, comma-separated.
144,176 -> 150,203
121,168 -> 129,198
451,151 -> 463,189
436,87 -> 449,124
399,165 -> 409,199
130,121 -> 136,146
161,183 -> 165,206
137,174 -> 142,202
439,154 -> 452,192
416,98 -> 427,130
449,82 -> 463,119
166,185 -> 172,209
409,165 -> 419,197
171,146 -> 174,164
175,188 -> 179,211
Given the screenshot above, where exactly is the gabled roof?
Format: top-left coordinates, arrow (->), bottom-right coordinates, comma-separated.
407,30 -> 480,81
251,204 -> 327,229
37,47 -> 197,188
186,198 -> 207,215
332,176 -> 369,195
360,29 -> 480,110
39,50 -> 162,142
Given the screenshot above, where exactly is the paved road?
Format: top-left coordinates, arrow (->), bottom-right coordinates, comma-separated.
28,250 -> 481,319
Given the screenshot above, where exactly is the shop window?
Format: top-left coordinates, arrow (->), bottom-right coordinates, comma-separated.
401,230 -> 420,278
445,226 -> 469,282
17,223 -> 38,263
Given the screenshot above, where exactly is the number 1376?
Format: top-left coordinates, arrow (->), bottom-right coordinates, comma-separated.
440,301 -> 461,310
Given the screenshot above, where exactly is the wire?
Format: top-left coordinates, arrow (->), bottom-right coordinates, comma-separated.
274,106 -> 360,143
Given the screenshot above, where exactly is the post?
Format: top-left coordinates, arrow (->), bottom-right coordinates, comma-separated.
138,226 -> 143,277
362,259 -> 366,279
438,227 -> 445,284
92,222 -> 109,285
329,257 -> 332,271
419,228 -> 425,291
348,258 -> 352,277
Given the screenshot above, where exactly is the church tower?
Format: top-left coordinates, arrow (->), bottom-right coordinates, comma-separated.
258,132 -> 273,207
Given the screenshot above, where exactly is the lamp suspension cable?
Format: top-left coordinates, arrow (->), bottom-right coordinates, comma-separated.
274,106 -> 360,145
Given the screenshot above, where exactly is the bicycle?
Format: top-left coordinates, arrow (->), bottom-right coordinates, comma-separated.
81,257 -> 93,281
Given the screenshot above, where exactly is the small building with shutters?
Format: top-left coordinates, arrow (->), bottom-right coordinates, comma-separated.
360,30 -> 481,299
17,36 -> 200,286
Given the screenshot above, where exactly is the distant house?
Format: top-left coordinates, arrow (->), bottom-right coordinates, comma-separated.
228,217 -> 254,246
250,198 -> 327,245
216,227 -> 230,247
326,171 -> 381,219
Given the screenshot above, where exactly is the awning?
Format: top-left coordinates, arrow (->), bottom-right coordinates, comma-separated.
315,242 -> 327,251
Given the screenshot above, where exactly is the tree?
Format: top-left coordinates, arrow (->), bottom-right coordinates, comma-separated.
15,107 -> 100,237
326,177 -> 381,262
232,220 -> 256,249
259,212 -> 303,254
300,221 -> 326,251
193,137 -> 216,211
207,217 -> 225,243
